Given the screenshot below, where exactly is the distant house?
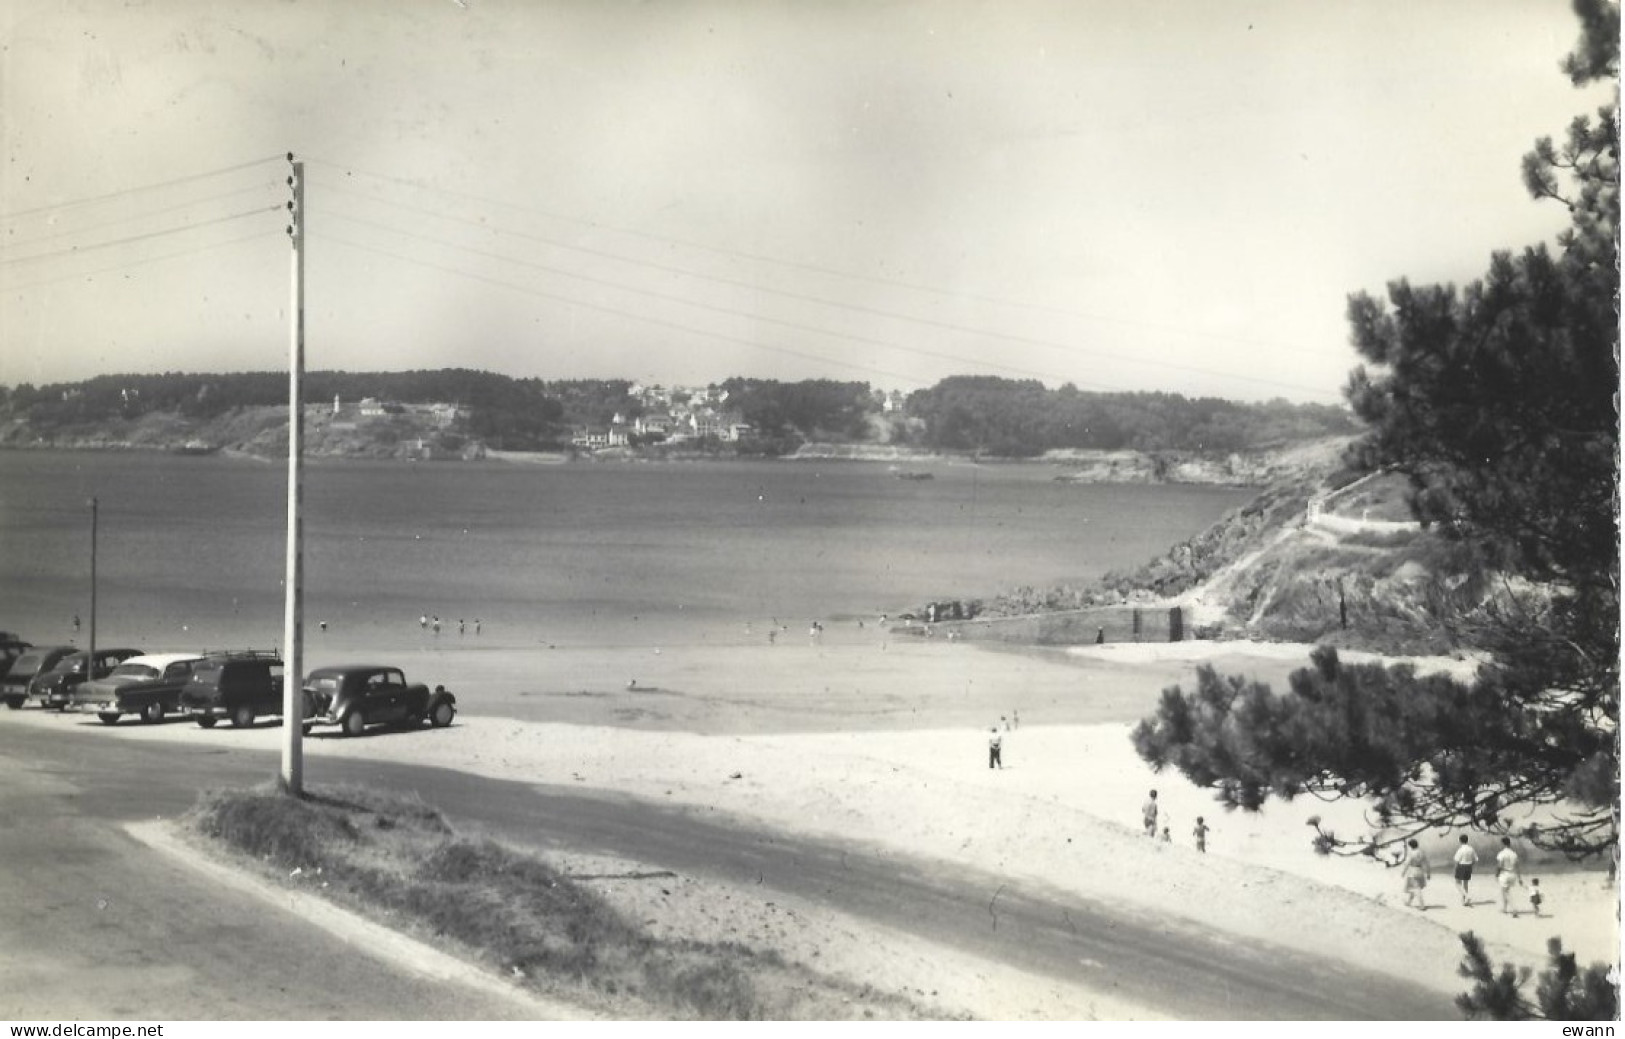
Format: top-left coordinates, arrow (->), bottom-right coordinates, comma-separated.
689,411 -> 726,439
634,413 -> 674,436
571,425 -> 631,449
359,398 -> 404,417
690,410 -> 748,441
428,403 -> 463,427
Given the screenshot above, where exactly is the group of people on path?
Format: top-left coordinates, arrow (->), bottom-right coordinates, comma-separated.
1141,789 -> 1211,852
1401,834 -> 1539,915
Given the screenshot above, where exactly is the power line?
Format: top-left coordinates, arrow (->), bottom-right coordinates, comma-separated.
3,229 -> 283,294
0,207 -> 282,267
323,232 -> 996,391
0,156 -> 284,224
305,155 -> 1349,363
320,211 -> 1131,390
1,183 -> 278,251
320,203 -> 1329,396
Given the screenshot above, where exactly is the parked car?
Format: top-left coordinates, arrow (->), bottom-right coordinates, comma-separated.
29,647 -> 145,709
180,651 -> 284,728
0,637 -> 34,685
302,665 -> 456,736
3,645 -> 79,709
70,652 -> 204,724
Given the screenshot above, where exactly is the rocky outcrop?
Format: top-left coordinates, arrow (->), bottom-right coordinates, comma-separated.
991,442 -> 1506,655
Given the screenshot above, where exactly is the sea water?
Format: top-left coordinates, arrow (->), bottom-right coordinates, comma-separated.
0,450 -> 1253,657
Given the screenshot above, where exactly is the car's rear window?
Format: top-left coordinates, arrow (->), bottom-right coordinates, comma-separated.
11,651 -> 48,672
110,663 -> 160,680
309,677 -> 340,695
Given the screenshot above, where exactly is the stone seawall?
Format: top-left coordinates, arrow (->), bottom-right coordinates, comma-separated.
905,606 -> 1185,646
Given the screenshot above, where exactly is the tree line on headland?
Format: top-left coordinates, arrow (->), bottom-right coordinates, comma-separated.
0,369 -> 1357,458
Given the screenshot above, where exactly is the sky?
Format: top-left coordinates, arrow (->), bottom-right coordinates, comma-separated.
0,0 -> 1612,403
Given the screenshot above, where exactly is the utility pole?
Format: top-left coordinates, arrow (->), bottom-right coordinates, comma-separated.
88,496 -> 97,670
281,154 -> 305,796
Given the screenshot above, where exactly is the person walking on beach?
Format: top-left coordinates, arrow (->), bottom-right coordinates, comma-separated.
475,618 -> 481,636
1401,839 -> 1431,908
1193,816 -> 1210,853
72,614 -> 81,634
432,616 -> 441,636
1142,790 -> 1159,837
1095,626 -> 1105,644
1494,837 -> 1523,915
1452,834 -> 1479,905
420,614 -> 428,630
1011,709 -> 1019,730
1528,878 -> 1544,916
988,727 -> 1002,769
458,618 -> 465,636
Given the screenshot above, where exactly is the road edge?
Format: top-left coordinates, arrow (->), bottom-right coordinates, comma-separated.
123,819 -> 598,1021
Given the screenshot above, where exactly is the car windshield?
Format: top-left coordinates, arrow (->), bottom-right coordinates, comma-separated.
110,663 -> 160,680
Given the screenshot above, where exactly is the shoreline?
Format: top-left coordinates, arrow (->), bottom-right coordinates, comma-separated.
2,636 -> 1612,1017
0,440 -> 1288,487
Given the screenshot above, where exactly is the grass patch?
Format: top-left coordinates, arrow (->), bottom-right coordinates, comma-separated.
185,783 -> 936,1020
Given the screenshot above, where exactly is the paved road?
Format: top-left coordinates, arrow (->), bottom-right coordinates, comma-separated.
0,721 -> 1454,1020
0,742 -> 557,1020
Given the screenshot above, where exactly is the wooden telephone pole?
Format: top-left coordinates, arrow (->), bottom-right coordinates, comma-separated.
281,154 -> 305,796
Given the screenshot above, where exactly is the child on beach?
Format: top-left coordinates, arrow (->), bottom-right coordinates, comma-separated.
1528,878 -> 1543,916
987,728 -> 1003,769
1193,816 -> 1210,853
1160,827 -> 1172,843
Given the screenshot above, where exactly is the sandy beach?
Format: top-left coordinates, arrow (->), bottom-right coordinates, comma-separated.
6,634 -> 1615,1019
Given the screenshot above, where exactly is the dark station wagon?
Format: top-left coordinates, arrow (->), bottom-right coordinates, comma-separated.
302,665 -> 456,737
180,651 -> 285,729
30,647 -> 145,709
3,645 -> 79,709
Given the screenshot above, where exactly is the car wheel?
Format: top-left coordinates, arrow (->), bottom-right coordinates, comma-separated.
231,705 -> 255,729
97,712 -> 120,725
341,710 -> 366,737
196,716 -> 218,729
4,696 -> 24,710
430,701 -> 455,728
140,702 -> 164,724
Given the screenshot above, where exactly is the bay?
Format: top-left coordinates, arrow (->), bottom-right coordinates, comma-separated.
0,450 -> 1253,657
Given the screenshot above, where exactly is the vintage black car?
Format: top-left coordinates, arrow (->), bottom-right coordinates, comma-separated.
302,665 -> 456,736
71,653 -> 204,724
3,645 -> 79,709
180,651 -> 284,728
29,647 -> 144,709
